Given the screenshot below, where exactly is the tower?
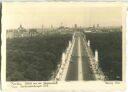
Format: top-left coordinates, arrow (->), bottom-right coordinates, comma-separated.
74,24 -> 77,29
51,25 -> 53,29
42,24 -> 44,29
97,24 -> 99,28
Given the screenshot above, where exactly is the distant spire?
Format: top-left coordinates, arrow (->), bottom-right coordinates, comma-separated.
74,24 -> 77,28
51,25 -> 53,28
18,24 -> 23,30
42,24 -> 44,29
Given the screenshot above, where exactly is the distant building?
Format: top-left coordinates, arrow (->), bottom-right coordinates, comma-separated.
29,28 -> 38,37
16,25 -> 28,37
74,24 -> 77,29
58,26 -> 65,32
7,25 -> 28,38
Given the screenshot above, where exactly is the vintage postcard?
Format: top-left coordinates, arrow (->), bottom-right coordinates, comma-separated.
1,2 -> 127,92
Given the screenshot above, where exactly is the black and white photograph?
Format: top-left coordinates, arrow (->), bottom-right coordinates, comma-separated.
4,2 -> 123,82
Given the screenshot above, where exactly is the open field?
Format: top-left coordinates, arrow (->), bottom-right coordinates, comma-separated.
6,33 -> 72,81
85,31 -> 122,80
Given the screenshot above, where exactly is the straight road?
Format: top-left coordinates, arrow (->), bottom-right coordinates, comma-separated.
66,32 -> 95,81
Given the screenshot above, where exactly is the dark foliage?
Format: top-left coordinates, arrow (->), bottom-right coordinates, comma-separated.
85,32 -> 122,80
6,33 -> 72,81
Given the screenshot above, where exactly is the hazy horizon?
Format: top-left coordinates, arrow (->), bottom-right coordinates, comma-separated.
3,2 -> 122,29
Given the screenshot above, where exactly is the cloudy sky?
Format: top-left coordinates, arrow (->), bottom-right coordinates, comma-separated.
3,2 -> 122,29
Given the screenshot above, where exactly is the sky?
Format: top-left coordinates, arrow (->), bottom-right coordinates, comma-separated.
3,2 -> 122,29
